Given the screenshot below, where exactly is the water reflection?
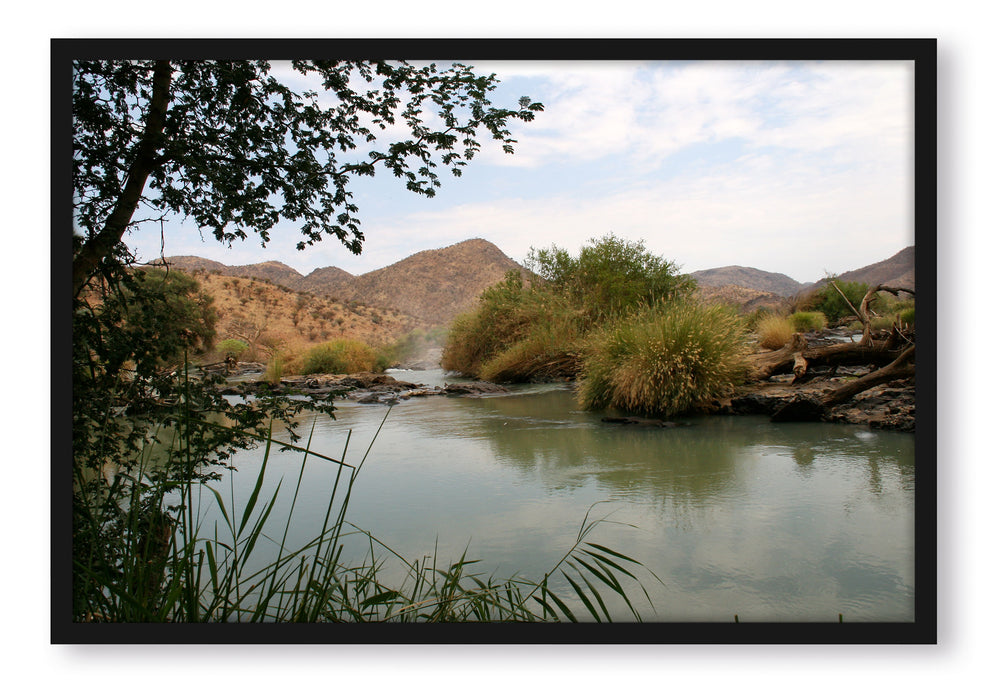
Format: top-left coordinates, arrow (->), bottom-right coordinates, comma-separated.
203,378 -> 914,622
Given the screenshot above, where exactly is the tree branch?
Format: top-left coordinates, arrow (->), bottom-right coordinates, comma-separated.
73,60 -> 173,298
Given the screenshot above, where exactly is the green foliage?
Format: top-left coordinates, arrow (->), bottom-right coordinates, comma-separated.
443,236 -> 695,383
217,338 -> 249,359
788,310 -> 827,332
301,339 -> 383,375
525,234 -> 695,322
72,59 -> 543,295
811,278 -> 871,323
578,301 -> 748,418
899,306 -> 915,327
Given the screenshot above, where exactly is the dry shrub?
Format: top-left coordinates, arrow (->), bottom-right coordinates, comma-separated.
578,301 -> 747,417
756,315 -> 795,349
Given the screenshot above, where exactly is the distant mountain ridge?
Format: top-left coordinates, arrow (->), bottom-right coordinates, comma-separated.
156,241 -> 914,325
688,265 -> 804,297
154,238 -> 524,327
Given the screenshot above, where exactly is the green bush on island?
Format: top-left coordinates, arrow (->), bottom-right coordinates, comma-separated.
577,301 -> 748,418
788,310 -> 827,333
300,338 -> 387,375
216,338 -> 250,360
442,234 -> 696,381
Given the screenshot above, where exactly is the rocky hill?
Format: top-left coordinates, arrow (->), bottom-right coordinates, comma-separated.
157,238 -> 524,327
320,238 -> 525,325
808,246 -> 915,290
689,265 -> 804,297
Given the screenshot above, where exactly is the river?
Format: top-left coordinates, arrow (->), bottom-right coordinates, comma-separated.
196,369 -> 914,622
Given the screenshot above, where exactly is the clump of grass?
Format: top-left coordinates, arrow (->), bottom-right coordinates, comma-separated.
263,352 -> 285,383
788,310 -> 827,333
755,315 -> 795,350
578,301 -> 748,417
478,311 -> 583,383
301,338 -> 385,375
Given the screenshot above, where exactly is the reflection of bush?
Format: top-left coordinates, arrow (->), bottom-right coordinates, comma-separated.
413,389 -> 915,510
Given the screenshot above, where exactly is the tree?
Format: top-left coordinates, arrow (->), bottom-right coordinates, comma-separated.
525,234 -> 695,321
72,59 -> 543,297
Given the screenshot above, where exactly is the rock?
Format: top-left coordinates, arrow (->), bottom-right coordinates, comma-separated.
443,381 -> 510,396
771,395 -> 828,422
601,416 -> 683,428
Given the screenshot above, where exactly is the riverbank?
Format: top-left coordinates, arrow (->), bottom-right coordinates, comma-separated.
215,355 -> 914,431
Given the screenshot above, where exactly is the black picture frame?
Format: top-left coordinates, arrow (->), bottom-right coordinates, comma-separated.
52,37 -> 936,645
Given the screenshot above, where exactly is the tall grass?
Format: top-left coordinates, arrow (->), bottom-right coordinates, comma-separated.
578,301 -> 748,417
755,315 -> 795,349
74,405 -> 660,623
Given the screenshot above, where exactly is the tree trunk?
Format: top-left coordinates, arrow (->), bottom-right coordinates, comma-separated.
72,60 -> 173,298
822,344 -> 915,407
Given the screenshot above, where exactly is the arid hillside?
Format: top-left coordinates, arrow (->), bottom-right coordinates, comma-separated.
156,238 -> 524,328
689,266 -> 804,297
189,271 -> 420,362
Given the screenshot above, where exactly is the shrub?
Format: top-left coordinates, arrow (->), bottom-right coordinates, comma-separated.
478,311 -> 583,383
788,310 -> 827,332
578,301 -> 747,417
263,352 -> 284,383
217,338 -> 249,360
755,315 -> 795,349
899,306 -> 915,327
525,233 -> 695,322
301,339 -> 380,375
811,278 -> 871,323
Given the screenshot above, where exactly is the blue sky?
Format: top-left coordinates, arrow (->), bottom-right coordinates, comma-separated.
123,59 -> 914,284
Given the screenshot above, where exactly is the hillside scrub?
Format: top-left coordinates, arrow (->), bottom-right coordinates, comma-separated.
578,301 -> 748,418
442,236 -> 695,381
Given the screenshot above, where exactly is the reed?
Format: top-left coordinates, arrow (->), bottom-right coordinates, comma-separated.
73,403 -> 659,623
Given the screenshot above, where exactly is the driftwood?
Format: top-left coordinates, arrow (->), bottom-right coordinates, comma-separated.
757,284 -> 916,422
823,344 -> 915,407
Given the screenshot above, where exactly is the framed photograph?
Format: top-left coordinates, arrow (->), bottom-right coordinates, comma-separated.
54,37 -> 935,644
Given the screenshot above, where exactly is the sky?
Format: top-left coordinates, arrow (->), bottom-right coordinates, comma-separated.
122,59 -> 915,284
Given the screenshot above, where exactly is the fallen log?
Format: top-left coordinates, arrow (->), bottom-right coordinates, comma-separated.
823,344 -> 915,407
749,337 -> 902,381
770,344 -> 915,423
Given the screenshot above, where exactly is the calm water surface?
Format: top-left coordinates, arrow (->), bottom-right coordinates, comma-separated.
201,369 -> 914,622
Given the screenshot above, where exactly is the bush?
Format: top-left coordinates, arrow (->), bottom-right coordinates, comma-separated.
217,338 -> 249,360
578,301 -> 747,418
788,310 -> 827,332
810,278 -> 871,323
443,236 -> 696,382
301,339 -> 383,375
755,315 -> 795,349
899,306 -> 915,327
525,233 -> 694,322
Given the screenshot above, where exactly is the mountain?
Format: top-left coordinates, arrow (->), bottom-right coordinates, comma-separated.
295,265 -> 355,294
226,261 -> 304,288
688,265 -> 804,297
809,246 -> 915,290
155,238 -> 524,328
321,238 -> 525,325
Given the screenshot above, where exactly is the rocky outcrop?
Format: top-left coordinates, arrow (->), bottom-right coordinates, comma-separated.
222,371 -> 511,404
